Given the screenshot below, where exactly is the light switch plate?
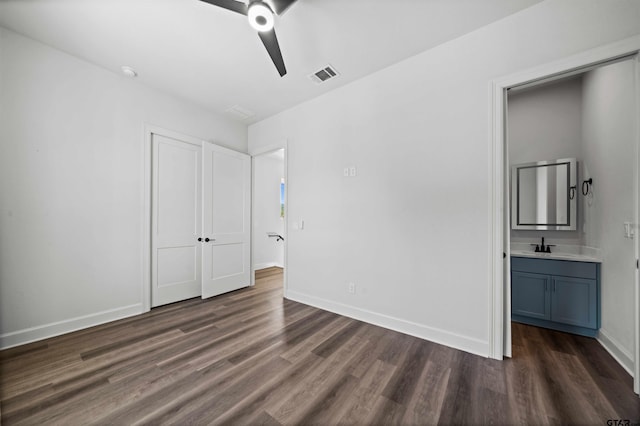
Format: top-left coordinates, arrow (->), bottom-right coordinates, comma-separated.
624,222 -> 634,239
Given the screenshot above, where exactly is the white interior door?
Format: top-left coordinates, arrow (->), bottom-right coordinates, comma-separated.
151,133 -> 202,307
202,142 -> 251,298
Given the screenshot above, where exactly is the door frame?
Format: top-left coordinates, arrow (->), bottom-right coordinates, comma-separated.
141,125 -> 211,312
488,34 -> 640,394
634,53 -> 640,394
249,141 -> 288,293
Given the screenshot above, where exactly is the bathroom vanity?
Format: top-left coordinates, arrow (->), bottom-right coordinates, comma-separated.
510,157 -> 602,337
511,253 -> 601,337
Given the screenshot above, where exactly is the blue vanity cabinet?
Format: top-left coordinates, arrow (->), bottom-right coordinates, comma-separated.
511,256 -> 600,337
511,271 -> 551,320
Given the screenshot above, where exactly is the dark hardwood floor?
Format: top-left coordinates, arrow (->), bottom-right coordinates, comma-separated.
1,267 -> 638,425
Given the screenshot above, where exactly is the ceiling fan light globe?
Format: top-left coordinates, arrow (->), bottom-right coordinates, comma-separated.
247,2 -> 274,32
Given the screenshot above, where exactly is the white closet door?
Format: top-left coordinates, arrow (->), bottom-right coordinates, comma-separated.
151,134 -> 202,307
201,142 -> 251,299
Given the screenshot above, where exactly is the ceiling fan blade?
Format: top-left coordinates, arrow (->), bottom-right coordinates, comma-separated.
268,0 -> 298,15
258,29 -> 287,77
198,0 -> 247,15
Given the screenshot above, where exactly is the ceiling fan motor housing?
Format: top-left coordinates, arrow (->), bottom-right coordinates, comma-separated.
247,1 -> 274,32
198,0 -> 295,76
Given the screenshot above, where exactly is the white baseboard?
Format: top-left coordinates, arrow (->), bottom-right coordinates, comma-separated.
285,290 -> 489,357
0,304 -> 143,350
253,262 -> 283,271
597,328 -> 635,377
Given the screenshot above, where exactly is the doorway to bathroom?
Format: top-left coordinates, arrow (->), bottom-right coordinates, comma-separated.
251,147 -> 287,291
489,38 -> 640,395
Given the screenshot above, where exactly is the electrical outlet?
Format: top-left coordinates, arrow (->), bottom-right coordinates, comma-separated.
343,167 -> 350,177
348,282 -> 356,294
349,166 -> 357,177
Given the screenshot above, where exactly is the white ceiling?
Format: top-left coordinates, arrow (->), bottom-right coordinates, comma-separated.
0,0 -> 541,124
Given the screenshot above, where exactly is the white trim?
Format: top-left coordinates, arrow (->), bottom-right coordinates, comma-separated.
503,89 -> 512,359
491,36 -> 640,90
0,304 -> 143,350
283,144 -> 288,296
488,80 -> 505,360
286,290 -> 489,357
250,156 -> 256,287
142,125 -> 152,313
634,53 -> 640,394
250,140 -> 289,294
598,328 -> 635,377
249,142 -> 287,157
489,35 -> 640,362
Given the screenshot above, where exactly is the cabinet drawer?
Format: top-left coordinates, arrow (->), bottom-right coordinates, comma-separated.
511,257 -> 597,279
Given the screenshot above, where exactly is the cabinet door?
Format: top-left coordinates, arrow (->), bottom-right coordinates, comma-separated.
512,271 -> 551,320
551,277 -> 597,328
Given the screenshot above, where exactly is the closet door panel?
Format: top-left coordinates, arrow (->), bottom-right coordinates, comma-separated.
202,142 -> 250,298
151,134 -> 202,307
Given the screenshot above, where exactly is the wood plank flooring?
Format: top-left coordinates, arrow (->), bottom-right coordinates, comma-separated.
1,267 -> 638,425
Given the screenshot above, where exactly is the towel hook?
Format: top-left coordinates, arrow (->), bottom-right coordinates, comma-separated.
582,178 -> 593,196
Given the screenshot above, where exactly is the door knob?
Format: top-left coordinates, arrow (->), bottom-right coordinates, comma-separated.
205,237 -> 215,242
198,237 -> 202,242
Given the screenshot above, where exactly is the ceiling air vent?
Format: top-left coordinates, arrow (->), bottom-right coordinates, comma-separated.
225,105 -> 255,121
308,65 -> 339,84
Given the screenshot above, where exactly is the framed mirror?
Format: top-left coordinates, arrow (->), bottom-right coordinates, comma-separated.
511,158 -> 577,230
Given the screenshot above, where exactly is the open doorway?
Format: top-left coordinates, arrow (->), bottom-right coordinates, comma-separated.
507,57 -> 637,366
489,38 -> 640,395
252,148 -> 286,290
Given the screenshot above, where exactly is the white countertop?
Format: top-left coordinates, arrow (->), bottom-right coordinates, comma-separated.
510,243 -> 602,263
510,250 -> 601,263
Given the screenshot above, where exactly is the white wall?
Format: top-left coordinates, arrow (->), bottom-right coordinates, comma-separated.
248,0 -> 640,356
509,77 -> 584,165
253,152 -> 284,270
582,60 -> 637,371
0,28 -> 247,348
508,76 -> 584,244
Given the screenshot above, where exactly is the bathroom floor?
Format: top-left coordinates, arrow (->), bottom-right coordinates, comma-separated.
509,322 -> 639,423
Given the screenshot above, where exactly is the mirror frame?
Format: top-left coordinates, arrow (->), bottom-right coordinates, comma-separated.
511,157 -> 577,231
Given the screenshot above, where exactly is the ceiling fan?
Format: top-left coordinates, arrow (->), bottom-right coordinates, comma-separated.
199,0 -> 298,77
